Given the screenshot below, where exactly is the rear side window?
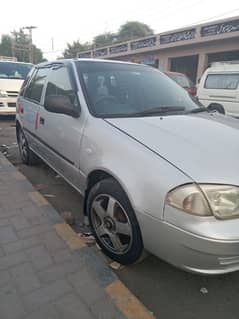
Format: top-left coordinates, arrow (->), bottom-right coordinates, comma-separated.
24,68 -> 49,103
204,74 -> 239,90
19,68 -> 36,97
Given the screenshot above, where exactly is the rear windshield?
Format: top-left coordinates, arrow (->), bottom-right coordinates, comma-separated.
204,73 -> 239,90
167,73 -> 192,88
0,62 -> 33,80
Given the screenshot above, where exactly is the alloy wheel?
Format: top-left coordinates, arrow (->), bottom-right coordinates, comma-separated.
91,194 -> 133,255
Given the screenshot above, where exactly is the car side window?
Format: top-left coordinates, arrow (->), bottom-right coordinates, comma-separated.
24,68 -> 49,103
204,74 -> 239,90
19,68 -> 36,97
44,66 -> 78,107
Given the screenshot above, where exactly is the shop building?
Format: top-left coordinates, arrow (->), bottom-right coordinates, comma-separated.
78,16 -> 239,83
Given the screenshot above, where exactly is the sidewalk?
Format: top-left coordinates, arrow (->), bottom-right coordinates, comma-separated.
0,152 -> 155,319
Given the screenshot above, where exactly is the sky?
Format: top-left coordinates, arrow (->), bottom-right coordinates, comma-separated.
1,0 -> 239,60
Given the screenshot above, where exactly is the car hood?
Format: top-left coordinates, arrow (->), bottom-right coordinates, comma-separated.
0,78 -> 23,92
106,113 -> 239,184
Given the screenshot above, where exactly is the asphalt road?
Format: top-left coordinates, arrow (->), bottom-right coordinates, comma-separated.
1,116 -> 239,319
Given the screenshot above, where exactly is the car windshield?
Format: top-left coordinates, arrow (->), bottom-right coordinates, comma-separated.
77,61 -> 201,118
0,62 -> 33,80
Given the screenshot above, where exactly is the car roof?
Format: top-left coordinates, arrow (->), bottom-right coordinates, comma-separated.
207,61 -> 239,72
36,58 -> 147,68
0,61 -> 33,66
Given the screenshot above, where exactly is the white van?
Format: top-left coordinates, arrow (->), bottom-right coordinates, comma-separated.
0,59 -> 33,115
197,61 -> 239,117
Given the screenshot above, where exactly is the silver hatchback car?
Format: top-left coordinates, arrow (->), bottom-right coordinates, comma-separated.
16,59 -> 239,274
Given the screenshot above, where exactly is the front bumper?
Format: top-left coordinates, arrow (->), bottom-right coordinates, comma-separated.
0,97 -> 17,115
138,207 -> 239,274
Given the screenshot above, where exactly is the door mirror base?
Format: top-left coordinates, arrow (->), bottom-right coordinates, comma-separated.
44,95 -> 80,118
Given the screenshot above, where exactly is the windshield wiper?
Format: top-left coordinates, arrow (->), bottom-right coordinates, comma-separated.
133,106 -> 186,116
187,107 -> 208,114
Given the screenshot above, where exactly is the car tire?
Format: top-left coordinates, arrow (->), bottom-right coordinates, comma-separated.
86,178 -> 143,265
18,128 -> 39,165
208,104 -> 225,114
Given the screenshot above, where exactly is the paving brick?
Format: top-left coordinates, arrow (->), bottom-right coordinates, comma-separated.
25,245 -> 53,270
10,215 -> 31,231
0,282 -> 26,319
90,296 -> 126,319
0,226 -> 18,244
106,280 -> 155,319
41,205 -> 63,225
53,249 -> 72,264
67,268 -> 106,305
54,223 -> 86,250
0,218 -> 10,226
11,262 -> 41,294
74,248 -> 117,287
17,224 -> 52,239
0,251 -> 27,271
38,260 -> 79,284
29,192 -> 49,207
0,246 -> 5,257
54,293 -> 93,319
27,215 -> 49,226
23,279 -> 72,311
24,303 -> 60,319
21,205 -> 44,218
0,208 -> 22,218
39,231 -> 67,253
0,270 -> 11,286
0,198 -> 32,211
3,236 -> 41,255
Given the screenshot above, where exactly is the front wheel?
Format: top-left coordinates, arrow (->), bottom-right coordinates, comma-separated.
87,178 -> 143,264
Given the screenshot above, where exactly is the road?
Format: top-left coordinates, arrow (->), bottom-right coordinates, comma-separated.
1,116 -> 239,319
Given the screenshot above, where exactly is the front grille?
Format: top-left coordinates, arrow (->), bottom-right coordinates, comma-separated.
7,91 -> 18,97
8,102 -> 16,108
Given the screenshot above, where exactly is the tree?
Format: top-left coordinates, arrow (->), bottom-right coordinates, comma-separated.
118,21 -> 154,42
0,30 -> 44,64
0,35 -> 12,57
63,40 -> 91,58
93,32 -> 117,48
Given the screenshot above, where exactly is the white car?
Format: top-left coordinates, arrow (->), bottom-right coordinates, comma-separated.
15,59 -> 239,274
197,61 -> 239,116
0,61 -> 33,115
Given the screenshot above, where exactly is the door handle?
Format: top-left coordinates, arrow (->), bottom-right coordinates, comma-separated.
40,117 -> 45,125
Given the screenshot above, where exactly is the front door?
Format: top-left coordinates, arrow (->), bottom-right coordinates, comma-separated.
37,64 -> 86,192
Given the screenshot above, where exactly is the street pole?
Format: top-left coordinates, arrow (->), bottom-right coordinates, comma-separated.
22,26 -> 37,63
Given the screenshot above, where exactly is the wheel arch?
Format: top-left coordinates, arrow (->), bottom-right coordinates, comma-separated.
84,169 -> 135,217
208,103 -> 225,114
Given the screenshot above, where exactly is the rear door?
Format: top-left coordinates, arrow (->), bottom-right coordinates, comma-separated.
20,67 -> 50,153
37,63 -> 86,191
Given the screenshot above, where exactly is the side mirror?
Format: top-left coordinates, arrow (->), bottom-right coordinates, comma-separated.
44,95 -> 80,118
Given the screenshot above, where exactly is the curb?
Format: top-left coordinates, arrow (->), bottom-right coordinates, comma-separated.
6,155 -> 156,319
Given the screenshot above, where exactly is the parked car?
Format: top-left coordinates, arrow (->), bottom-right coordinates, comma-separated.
165,71 -> 197,96
16,59 -> 239,274
0,59 -> 33,115
197,61 -> 239,116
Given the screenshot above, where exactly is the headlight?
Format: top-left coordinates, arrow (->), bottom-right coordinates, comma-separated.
166,184 -> 212,216
166,184 -> 239,219
0,90 -> 8,97
200,184 -> 239,219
